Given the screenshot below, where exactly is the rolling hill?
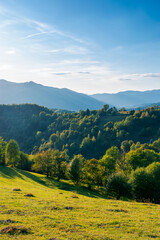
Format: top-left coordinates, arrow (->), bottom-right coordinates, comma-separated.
0,165 -> 160,240
0,80 -> 104,111
91,89 -> 160,109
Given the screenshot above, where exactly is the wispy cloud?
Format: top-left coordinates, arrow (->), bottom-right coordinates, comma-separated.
0,4 -> 86,45
51,71 -> 91,75
140,73 -> 160,78
47,46 -> 88,55
59,59 -> 100,65
22,18 -> 85,44
23,32 -> 48,39
0,20 -> 16,29
0,3 -> 119,94
119,73 -> 160,81
52,72 -> 71,76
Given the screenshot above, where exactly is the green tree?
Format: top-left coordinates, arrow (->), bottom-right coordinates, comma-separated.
130,167 -> 154,202
82,159 -> 101,189
121,140 -> 133,154
68,154 -> 85,184
32,149 -> 53,177
5,139 -> 20,167
0,137 -> 7,165
52,150 -> 68,181
146,162 -> 160,203
18,152 -> 29,170
125,148 -> 159,172
106,173 -> 132,200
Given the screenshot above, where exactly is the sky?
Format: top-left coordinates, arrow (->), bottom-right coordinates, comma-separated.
0,0 -> 160,94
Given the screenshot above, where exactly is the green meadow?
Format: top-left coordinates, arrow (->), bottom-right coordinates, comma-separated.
0,165 -> 160,240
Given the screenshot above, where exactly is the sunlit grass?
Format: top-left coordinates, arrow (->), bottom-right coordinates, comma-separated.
0,166 -> 160,239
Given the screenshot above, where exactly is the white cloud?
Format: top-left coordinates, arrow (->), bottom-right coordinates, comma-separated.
119,73 -> 160,81
59,59 -> 100,65
47,46 -> 88,55
5,49 -> 16,55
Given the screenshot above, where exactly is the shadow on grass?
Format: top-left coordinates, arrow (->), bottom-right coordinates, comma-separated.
0,165 -> 107,199
0,165 -> 24,180
53,180 -> 107,199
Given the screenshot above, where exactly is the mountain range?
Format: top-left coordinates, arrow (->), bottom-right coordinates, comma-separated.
91,90 -> 160,109
0,80 -> 104,111
1,79 -> 160,110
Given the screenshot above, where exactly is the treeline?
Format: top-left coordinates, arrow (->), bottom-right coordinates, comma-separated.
1,136 -> 160,203
0,138 -> 30,170
32,137 -> 160,203
1,104 -> 160,160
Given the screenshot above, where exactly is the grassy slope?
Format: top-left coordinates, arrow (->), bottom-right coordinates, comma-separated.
0,166 -> 160,240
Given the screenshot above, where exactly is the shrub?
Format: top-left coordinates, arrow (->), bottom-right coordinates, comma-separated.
130,163 -> 160,203
106,173 -> 132,200
130,168 -> 153,202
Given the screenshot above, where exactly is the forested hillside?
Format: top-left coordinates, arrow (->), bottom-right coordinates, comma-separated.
0,104 -> 160,159
1,104 -> 160,203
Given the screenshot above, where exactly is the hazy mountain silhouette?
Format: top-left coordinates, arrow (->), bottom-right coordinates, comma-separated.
91,90 -> 160,109
0,80 -> 104,111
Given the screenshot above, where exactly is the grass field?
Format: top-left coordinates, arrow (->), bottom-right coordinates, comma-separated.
0,166 -> 160,240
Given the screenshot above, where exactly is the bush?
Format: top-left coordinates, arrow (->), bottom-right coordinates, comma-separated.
130,168 -> 153,202
130,162 -> 160,203
106,173 -> 132,200
146,162 -> 160,203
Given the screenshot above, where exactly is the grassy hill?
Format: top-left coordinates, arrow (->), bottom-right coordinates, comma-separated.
0,166 -> 160,240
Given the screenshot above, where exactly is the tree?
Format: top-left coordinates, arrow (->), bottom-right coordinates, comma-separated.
125,148 -> 159,172
130,167 -> 153,202
5,139 -> 20,167
146,162 -> 160,203
99,146 -> 120,185
52,150 -> 68,181
18,152 -> 29,170
121,140 -> 133,154
0,137 -> 7,165
68,154 -> 85,184
106,173 -> 132,200
82,159 -> 101,189
32,149 -> 53,177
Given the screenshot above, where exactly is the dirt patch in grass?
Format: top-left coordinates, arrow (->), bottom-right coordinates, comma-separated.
71,195 -> 79,198
48,238 -> 60,240
0,219 -> 15,224
64,206 -> 74,210
107,209 -> 128,213
12,188 -> 21,191
0,226 -> 29,235
51,206 -> 59,210
24,193 -> 35,197
147,235 -> 160,239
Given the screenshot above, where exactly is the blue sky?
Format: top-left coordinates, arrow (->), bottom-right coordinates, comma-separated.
0,0 -> 160,93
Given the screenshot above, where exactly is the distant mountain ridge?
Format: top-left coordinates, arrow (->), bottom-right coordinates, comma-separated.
0,80 -> 104,111
91,90 -> 160,109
